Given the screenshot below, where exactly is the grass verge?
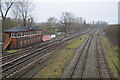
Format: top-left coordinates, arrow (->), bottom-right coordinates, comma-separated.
95,30 -> 99,34
4,49 -> 23,53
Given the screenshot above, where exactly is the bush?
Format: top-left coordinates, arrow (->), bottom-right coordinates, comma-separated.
104,25 -> 119,40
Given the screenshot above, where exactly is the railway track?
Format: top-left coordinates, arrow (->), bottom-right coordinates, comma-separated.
2,35 -> 65,63
101,34 -> 120,76
1,32 -> 83,79
19,35 -> 77,79
2,33 -> 74,61
2,36 -> 66,65
1,32 -> 85,62
2,39 -> 60,63
96,35 -> 114,79
62,32 -> 116,79
70,35 -> 93,78
2,42 -> 58,77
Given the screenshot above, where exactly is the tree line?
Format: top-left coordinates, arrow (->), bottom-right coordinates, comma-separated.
0,0 -> 108,34
104,25 -> 119,41
38,12 -> 108,34
0,0 -> 34,29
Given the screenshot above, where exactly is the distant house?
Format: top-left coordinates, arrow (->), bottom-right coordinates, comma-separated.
4,26 -> 42,50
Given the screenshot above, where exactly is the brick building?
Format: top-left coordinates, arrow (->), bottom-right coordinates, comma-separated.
3,26 -> 42,50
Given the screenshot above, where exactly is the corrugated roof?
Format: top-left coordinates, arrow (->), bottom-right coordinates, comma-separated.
4,26 -> 42,32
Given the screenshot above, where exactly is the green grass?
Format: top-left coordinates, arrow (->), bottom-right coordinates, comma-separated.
102,36 -> 118,77
34,34 -> 89,78
4,49 -> 23,53
95,30 -> 99,34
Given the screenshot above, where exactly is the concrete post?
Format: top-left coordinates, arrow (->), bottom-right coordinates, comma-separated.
0,15 -> 2,79
0,17 -> 2,53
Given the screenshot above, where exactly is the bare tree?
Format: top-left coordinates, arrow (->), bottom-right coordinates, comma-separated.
74,17 -> 84,24
13,0 -> 34,26
47,17 -> 58,34
12,4 -> 22,26
60,12 -> 74,33
47,17 -> 58,27
27,16 -> 34,26
0,0 -> 15,21
12,6 -> 20,19
0,0 -> 15,42
48,17 -> 57,24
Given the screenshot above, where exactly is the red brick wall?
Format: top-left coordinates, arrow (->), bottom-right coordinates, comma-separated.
24,40 -> 27,46
8,32 -> 42,49
28,39 -> 30,45
5,33 -> 10,40
11,38 -> 17,48
20,41 -> 23,47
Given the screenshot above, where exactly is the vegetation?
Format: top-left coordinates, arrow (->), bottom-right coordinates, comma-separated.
95,30 -> 99,34
1,0 -> 34,28
4,49 -> 23,53
0,0 -> 15,24
100,24 -> 119,77
12,1 -> 34,26
34,34 -> 89,78
104,25 -> 119,45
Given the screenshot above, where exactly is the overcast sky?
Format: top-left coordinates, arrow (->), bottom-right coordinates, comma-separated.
8,0 -> 119,24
